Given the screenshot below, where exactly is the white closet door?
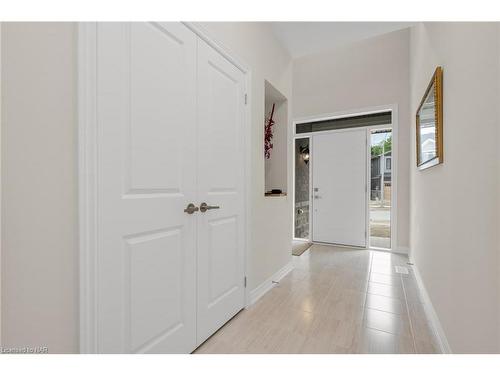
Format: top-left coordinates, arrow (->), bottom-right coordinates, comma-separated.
196,39 -> 246,345
96,22 -> 197,353
312,129 -> 367,247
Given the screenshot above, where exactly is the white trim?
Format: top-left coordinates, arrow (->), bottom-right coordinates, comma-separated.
394,246 -> 409,255
292,238 -> 310,243
313,241 -> 365,250
369,246 -> 407,255
182,22 -> 250,74
243,72 -> 252,308
78,22 -> 98,354
411,263 -> 452,354
308,135 -> 314,243
78,22 -> 253,353
248,260 -> 294,306
391,105 -> 399,252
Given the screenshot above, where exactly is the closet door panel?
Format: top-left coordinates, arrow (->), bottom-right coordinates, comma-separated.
96,22 -> 197,353
196,39 -> 246,345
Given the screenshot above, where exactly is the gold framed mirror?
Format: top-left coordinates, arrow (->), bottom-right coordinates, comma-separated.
416,66 -> 443,170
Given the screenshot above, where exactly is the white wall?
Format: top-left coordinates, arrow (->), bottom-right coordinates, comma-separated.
1,23 -> 78,352
196,22 -> 293,290
292,29 -> 411,251
0,22 -> 292,352
409,22 -> 500,353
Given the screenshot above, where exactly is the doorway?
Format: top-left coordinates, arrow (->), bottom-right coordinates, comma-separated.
293,108 -> 396,251
79,22 -> 249,354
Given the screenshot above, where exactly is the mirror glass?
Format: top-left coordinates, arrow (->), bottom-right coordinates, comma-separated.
417,83 -> 437,165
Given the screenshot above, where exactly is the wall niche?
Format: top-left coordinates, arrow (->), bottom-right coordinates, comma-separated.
264,80 -> 288,197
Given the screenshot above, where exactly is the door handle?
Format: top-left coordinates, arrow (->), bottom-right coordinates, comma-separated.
200,202 -> 220,213
184,203 -> 199,214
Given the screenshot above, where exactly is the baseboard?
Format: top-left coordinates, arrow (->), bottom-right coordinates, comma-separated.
411,262 -> 452,354
248,260 -> 294,306
394,246 -> 409,255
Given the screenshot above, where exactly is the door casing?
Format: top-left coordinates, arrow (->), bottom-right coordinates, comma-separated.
77,22 -> 252,354
292,104 -> 398,253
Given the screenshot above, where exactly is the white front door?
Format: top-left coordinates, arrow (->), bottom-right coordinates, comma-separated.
312,129 -> 367,247
96,22 -> 198,353
196,39 -> 246,345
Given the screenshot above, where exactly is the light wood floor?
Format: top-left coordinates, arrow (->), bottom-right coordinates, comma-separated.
195,244 -> 440,354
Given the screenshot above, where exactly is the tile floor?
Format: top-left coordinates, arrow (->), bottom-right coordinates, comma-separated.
195,244 -> 440,354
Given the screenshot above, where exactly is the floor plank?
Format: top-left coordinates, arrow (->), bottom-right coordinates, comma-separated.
194,245 -> 439,354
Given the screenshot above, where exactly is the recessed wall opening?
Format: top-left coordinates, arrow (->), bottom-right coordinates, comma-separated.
369,128 -> 392,250
264,80 -> 288,197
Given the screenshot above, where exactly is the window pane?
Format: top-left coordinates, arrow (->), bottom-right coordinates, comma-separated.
296,111 -> 391,134
370,129 -> 392,249
294,138 -> 310,239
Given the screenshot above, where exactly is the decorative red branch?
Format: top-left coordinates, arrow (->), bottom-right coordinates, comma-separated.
264,103 -> 276,159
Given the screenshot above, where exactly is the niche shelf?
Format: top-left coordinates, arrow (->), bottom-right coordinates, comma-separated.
264,80 -> 288,197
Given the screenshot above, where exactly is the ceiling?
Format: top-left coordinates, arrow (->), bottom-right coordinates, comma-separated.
270,22 -> 416,58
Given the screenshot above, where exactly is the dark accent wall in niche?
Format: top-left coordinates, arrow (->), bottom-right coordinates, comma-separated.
294,138 -> 309,238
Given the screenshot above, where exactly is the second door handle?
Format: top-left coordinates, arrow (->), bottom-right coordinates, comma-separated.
200,202 -> 220,212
